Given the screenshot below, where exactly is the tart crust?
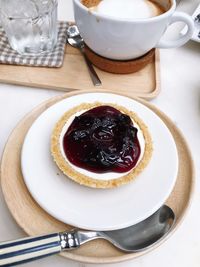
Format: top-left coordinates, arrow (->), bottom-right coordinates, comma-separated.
51,102 -> 153,188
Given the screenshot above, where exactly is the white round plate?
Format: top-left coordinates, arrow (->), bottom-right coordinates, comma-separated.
21,93 -> 178,231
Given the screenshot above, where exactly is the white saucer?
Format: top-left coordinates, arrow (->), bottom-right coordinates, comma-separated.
21,93 -> 178,231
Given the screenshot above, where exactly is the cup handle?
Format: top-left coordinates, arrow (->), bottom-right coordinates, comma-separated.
156,11 -> 194,48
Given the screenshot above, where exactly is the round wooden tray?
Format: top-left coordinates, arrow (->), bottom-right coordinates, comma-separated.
1,90 -> 194,264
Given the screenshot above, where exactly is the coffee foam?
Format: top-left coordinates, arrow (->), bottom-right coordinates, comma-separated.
89,0 -> 163,19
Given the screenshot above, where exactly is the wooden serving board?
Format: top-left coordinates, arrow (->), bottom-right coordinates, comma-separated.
0,47 -> 160,99
0,91 -> 194,264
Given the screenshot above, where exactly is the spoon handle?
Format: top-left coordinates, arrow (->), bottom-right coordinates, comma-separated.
80,48 -> 102,86
0,231 -> 80,266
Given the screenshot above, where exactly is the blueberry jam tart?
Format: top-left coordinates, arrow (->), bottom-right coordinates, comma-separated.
51,103 -> 153,188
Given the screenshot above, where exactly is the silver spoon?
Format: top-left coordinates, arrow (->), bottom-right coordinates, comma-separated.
0,205 -> 175,266
67,25 -> 102,86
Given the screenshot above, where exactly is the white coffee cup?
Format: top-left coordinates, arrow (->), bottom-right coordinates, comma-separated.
73,0 -> 194,60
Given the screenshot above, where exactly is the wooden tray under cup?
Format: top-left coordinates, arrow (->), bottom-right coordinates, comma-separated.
0,45 -> 160,99
0,90 -> 194,264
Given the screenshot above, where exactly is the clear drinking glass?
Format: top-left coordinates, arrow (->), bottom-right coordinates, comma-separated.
0,0 -> 58,55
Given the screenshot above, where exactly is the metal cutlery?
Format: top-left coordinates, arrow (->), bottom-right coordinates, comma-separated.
0,205 -> 175,266
67,25 -> 102,86
194,13 -> 200,38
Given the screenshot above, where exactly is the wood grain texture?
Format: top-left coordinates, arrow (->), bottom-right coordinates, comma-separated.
0,46 -> 160,100
0,90 -> 194,264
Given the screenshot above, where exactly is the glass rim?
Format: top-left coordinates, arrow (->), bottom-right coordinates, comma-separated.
0,0 -> 57,20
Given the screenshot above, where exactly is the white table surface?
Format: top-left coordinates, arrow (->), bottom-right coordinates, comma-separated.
0,1 -> 200,266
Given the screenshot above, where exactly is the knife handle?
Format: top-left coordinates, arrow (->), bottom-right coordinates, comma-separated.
0,231 -> 79,266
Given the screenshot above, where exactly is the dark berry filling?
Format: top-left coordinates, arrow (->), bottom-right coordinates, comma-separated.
63,106 -> 141,173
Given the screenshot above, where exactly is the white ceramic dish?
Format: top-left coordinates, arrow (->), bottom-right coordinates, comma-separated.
21,93 -> 178,231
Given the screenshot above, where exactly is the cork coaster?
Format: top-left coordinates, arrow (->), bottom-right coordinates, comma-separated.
0,90 -> 194,264
84,45 -> 155,74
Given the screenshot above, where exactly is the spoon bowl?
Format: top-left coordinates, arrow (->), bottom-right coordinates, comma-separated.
76,205 -> 175,252
68,34 -> 84,49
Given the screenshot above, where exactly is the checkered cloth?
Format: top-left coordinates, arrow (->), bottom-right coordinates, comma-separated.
0,21 -> 68,68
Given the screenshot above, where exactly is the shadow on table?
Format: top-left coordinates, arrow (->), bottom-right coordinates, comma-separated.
183,40 -> 200,54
